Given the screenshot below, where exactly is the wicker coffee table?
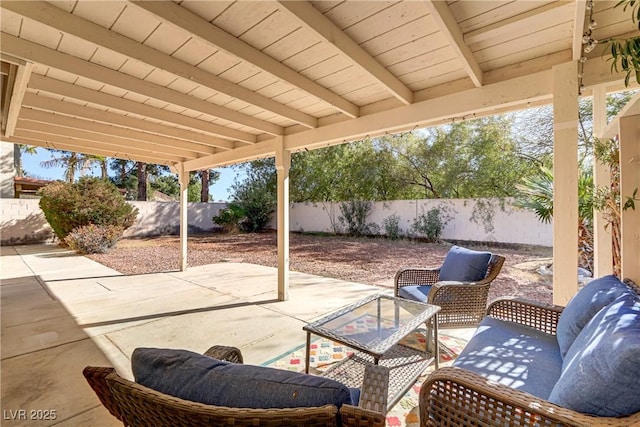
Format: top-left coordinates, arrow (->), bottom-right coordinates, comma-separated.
303,293 -> 440,409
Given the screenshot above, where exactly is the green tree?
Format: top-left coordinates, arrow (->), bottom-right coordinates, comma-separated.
40,149 -> 85,182
230,159 -> 277,232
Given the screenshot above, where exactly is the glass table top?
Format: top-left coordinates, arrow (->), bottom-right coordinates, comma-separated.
304,293 -> 440,356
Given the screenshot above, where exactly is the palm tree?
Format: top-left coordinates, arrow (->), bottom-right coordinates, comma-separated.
40,149 -> 84,183
81,155 -> 109,179
515,165 -> 594,273
15,144 -> 37,177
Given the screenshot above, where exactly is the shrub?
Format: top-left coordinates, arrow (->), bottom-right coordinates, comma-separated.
383,214 -> 402,240
212,204 -> 245,233
411,208 -> 444,242
39,177 -> 138,243
64,224 -> 124,254
338,201 -> 379,237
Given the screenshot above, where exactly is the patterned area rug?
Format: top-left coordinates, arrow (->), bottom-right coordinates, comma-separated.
262,331 -> 467,427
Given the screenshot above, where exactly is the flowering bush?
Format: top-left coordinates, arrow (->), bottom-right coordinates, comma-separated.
39,177 -> 137,242
64,224 -> 124,254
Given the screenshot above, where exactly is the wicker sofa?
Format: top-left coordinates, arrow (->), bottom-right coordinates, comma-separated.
420,275 -> 640,426
84,345 -> 389,427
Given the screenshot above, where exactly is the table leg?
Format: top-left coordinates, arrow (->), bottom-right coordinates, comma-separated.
305,332 -> 311,374
433,313 -> 439,369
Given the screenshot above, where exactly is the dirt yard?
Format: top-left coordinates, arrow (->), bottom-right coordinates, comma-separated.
88,232 -> 554,305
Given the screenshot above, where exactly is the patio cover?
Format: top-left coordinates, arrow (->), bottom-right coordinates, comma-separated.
1,1 -> 638,304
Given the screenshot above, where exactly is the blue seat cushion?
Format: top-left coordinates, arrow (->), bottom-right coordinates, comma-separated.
132,348 -> 355,410
398,285 -> 431,302
556,275 -> 633,358
438,246 -> 491,282
453,317 -> 562,399
549,294 -> 640,417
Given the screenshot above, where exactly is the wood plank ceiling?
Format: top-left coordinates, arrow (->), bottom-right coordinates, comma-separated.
0,1 -> 637,170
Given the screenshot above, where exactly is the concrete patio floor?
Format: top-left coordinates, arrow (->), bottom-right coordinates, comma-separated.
1,243 -> 475,426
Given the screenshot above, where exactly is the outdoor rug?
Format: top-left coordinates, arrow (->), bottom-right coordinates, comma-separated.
261,331 -> 468,427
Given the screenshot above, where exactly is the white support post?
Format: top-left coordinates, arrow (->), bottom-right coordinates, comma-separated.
275,137 -> 291,301
552,61 -> 579,305
619,115 -> 640,283
592,86 -> 613,277
178,162 -> 189,271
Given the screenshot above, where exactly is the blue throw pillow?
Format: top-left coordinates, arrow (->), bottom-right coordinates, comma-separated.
438,246 -> 491,282
398,285 -> 431,302
548,294 -> 640,417
132,348 -> 355,410
556,275 -> 633,358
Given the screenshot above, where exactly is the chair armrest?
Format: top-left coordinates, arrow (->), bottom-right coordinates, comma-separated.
340,405 -> 386,427
420,366 -> 640,427
204,345 -> 244,363
394,268 -> 440,296
339,364 -> 389,426
82,366 -> 125,422
487,297 -> 564,335
428,281 -> 491,327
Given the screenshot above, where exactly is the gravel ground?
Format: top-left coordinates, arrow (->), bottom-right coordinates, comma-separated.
87,232 -> 554,305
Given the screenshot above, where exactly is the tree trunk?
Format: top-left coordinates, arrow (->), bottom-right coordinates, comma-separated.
201,169 -> 210,202
137,162 -> 147,201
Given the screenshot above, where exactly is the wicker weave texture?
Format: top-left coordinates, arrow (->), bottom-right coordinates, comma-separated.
395,254 -> 505,328
84,345 -> 388,427
486,298 -> 563,335
420,280 -> 640,427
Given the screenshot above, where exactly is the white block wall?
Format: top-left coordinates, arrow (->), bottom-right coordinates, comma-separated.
0,199 -> 226,245
288,198 -> 552,247
1,197 -> 551,247
124,201 -> 226,236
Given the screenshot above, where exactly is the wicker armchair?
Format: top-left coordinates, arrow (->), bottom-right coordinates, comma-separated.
83,345 -> 389,427
419,279 -> 640,427
394,253 -> 505,328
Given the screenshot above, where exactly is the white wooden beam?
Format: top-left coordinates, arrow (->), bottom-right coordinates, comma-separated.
16,118 -> 200,159
465,2 -> 574,46
20,107 -> 216,156
9,133 -> 180,164
277,1 -> 413,105
423,0 -> 483,87
2,1 -> 317,129
619,114 -> 640,283
573,0 -> 587,61
22,93 -> 234,151
1,33 -> 283,135
183,139 -> 276,171
28,74 -> 255,144
552,61 -> 579,305
178,161 -> 189,271
3,60 -> 32,137
592,86 -> 613,277
0,53 -> 26,66
275,137 -> 290,301
131,0 -> 360,118
285,70 -> 551,151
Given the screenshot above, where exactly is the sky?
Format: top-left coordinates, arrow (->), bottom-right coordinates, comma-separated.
21,147 -> 241,202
